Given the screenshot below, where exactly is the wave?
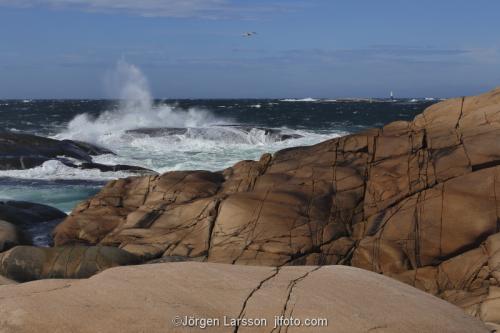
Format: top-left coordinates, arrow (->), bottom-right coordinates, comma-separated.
280,98 -> 318,102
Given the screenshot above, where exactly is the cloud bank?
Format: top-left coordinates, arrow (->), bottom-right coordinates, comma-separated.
0,0 -> 296,18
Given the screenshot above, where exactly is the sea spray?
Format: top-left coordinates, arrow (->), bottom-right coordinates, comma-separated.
56,60 -> 223,145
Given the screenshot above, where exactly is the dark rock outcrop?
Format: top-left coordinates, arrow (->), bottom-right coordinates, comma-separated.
0,245 -> 140,282
0,132 -> 98,169
51,88 -> 500,324
78,162 -> 158,175
0,132 -> 157,175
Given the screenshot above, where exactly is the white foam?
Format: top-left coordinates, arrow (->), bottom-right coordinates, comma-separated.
0,160 -> 132,181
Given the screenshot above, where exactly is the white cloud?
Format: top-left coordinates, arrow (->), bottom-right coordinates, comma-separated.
0,0 -> 297,19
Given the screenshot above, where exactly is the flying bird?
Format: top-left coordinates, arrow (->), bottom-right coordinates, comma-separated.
242,32 -> 257,37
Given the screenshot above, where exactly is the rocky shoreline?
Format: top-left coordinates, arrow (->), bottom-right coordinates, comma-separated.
1,88 -> 500,331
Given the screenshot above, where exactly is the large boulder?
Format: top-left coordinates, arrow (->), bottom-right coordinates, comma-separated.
0,245 -> 140,282
0,263 -> 489,333
52,88 -> 500,323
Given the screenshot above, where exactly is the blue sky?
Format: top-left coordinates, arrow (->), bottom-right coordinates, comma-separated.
0,0 -> 499,98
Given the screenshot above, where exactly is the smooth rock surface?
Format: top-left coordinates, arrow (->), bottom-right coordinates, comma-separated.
52,88 -> 500,324
0,263 -> 489,333
0,245 -> 140,281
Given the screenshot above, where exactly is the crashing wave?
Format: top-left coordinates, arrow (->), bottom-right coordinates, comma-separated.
56,60 -> 227,145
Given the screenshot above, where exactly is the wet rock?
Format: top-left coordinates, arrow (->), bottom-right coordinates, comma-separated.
78,162 -> 158,176
61,139 -> 115,156
0,245 -> 140,282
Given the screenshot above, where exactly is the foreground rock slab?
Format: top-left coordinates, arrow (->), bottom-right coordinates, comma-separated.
0,263 -> 489,333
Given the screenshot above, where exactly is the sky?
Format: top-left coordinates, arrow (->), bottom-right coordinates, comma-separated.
0,0 -> 499,99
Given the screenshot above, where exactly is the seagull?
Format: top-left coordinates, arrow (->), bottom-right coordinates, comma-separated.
242,32 -> 257,37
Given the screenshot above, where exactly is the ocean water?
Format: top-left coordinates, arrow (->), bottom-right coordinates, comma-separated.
0,63 -> 438,218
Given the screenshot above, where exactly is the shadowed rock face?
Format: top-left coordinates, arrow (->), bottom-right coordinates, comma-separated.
0,245 -> 140,282
0,263 -> 490,333
53,88 -> 500,324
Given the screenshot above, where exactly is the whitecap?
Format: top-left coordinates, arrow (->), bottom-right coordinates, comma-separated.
0,160 -> 133,181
